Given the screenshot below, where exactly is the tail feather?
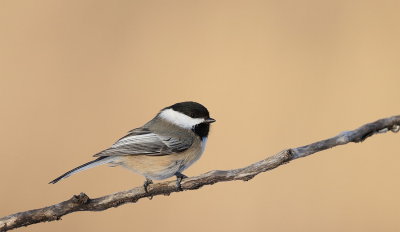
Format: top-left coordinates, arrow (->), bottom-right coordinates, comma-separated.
49,156 -> 113,184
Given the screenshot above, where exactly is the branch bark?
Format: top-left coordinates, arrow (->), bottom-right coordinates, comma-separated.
1,115 -> 400,231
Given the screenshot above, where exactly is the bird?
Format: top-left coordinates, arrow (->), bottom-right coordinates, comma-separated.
49,101 -> 216,191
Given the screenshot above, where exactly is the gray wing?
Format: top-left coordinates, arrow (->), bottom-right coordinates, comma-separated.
94,128 -> 193,157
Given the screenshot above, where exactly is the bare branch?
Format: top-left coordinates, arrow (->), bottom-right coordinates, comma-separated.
1,115 -> 399,231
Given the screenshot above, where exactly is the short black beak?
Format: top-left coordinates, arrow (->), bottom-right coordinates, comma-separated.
204,118 -> 216,123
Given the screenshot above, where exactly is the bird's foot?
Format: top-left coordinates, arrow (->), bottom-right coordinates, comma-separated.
143,178 -> 153,195
175,172 -> 188,191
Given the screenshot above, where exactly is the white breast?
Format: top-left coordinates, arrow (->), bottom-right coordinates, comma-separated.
201,137 -> 207,153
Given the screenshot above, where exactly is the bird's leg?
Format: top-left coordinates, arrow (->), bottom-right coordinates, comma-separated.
175,172 -> 188,191
143,178 -> 153,194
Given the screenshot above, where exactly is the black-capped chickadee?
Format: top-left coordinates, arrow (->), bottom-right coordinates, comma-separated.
49,101 -> 215,190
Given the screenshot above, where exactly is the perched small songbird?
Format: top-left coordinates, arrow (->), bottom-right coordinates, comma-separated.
49,101 -> 215,190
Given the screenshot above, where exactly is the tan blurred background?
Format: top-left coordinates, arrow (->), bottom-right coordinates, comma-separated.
1,0 -> 400,231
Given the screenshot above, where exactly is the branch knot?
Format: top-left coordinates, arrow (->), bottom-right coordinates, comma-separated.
71,193 -> 90,205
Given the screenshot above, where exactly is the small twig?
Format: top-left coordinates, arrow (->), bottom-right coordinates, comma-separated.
1,115 -> 399,231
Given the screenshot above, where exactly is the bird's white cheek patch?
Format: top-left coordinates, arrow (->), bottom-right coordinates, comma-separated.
159,108 -> 204,129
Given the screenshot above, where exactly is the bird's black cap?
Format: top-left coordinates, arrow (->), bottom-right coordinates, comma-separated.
166,101 -> 211,119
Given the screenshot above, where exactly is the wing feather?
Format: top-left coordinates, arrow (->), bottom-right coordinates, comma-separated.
93,128 -> 192,157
